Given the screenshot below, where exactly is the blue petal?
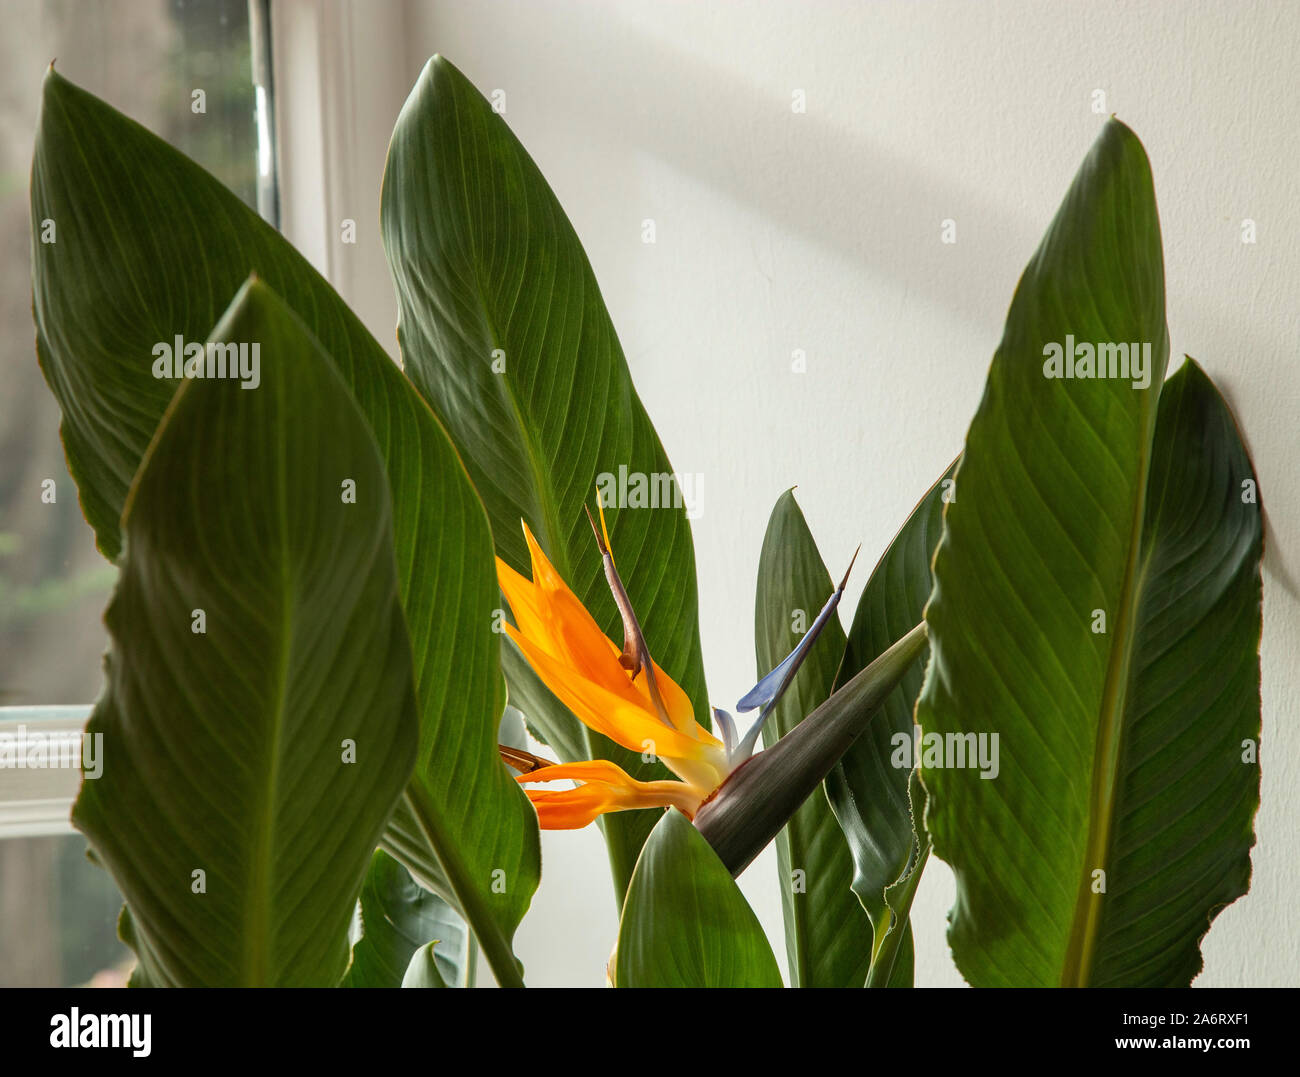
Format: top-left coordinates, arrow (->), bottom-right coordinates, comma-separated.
731,548 -> 859,764
736,639 -> 808,713
736,547 -> 858,714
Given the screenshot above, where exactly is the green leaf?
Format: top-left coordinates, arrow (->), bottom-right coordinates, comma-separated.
825,462 -> 957,983
31,69 -> 539,984
346,850 -> 472,988
72,281 -> 419,986
402,942 -> 451,988
916,118 -> 1262,986
381,55 -> 708,898
753,490 -> 871,987
615,810 -> 783,988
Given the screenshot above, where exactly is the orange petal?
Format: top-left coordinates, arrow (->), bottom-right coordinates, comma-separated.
499,524 -> 719,748
644,656 -> 709,740
518,759 -> 704,828
505,625 -> 715,769
499,534 -> 641,702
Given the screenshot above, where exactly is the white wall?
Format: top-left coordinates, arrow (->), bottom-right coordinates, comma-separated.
315,0 -> 1299,987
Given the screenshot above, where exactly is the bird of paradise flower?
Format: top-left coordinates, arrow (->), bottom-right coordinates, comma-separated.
497,501 -> 854,830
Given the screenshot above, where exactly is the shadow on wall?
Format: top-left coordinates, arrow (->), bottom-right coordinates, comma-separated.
425,2 -> 1034,331
414,3 -> 1296,592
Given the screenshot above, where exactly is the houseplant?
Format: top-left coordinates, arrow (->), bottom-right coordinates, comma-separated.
28,55 -> 1262,987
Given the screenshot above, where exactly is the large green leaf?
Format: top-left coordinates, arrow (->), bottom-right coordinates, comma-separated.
381,55 -> 708,898
614,809 -> 782,988
72,281 -> 418,986
825,462 -> 956,983
754,490 -> 871,987
916,118 -> 1262,986
30,69 -> 538,984
345,850 -> 472,988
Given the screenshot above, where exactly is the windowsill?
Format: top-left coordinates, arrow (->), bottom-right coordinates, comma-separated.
0,706 -> 92,836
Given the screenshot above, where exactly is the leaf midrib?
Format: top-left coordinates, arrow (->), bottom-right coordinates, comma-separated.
449,78 -> 569,582
1060,392 -> 1161,987
244,387 -> 292,985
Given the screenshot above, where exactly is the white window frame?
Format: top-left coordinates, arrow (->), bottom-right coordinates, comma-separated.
0,707 -> 92,837
270,0 -> 413,356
